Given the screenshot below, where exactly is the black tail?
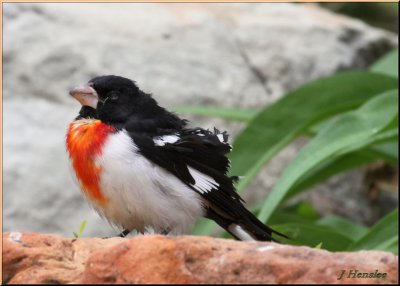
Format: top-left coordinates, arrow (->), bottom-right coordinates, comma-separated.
206,207 -> 288,242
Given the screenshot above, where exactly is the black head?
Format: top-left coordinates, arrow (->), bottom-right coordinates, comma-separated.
70,75 -> 158,124
89,75 -> 148,123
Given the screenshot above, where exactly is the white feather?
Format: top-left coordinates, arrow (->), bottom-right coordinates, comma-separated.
217,134 -> 225,143
188,167 -> 219,194
94,131 -> 204,235
153,135 -> 180,146
228,224 -> 255,241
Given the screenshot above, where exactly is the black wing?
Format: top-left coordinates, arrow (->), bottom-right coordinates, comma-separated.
127,127 -> 286,241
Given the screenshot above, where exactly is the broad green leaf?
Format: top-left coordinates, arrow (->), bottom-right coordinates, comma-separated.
295,201 -> 320,221
307,112 -> 397,141
285,151 -> 382,200
272,223 -> 353,251
285,136 -> 398,200
371,142 -> 398,163
307,117 -> 334,135
258,90 -> 398,222
347,209 -> 398,254
174,106 -> 256,122
370,48 -> 398,78
374,236 -> 398,255
230,72 -> 397,191
268,202 -> 320,225
266,211 -> 316,226
336,123 -> 398,156
316,216 -> 368,241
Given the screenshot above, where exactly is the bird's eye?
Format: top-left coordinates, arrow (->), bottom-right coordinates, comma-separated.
108,91 -> 119,101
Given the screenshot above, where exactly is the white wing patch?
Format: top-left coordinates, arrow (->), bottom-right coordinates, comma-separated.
153,135 -> 180,146
188,167 -> 219,194
217,134 -> 225,143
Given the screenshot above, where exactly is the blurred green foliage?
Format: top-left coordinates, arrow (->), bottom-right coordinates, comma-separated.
177,48 -> 398,254
321,3 -> 399,33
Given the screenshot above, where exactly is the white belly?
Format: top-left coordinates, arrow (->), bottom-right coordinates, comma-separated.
95,130 -> 205,234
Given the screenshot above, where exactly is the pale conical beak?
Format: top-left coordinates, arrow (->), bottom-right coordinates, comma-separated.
69,84 -> 98,109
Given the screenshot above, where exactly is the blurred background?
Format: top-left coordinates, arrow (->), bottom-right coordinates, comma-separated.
322,2 -> 398,33
3,3 -> 398,250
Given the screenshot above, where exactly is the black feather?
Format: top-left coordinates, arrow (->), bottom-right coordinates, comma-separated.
86,75 -> 287,241
76,106 -> 97,120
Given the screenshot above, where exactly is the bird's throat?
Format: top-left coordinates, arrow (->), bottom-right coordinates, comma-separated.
66,118 -> 115,206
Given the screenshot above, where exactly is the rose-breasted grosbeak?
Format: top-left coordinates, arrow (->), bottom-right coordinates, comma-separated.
66,75 -> 286,241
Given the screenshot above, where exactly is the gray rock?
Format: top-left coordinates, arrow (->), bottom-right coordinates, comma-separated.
3,3 -> 397,236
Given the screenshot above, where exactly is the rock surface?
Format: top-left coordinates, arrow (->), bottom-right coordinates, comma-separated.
2,232 -> 123,284
2,232 -> 398,284
3,3 -> 397,236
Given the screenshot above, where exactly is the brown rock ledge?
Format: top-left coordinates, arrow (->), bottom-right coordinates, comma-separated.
2,232 -> 398,284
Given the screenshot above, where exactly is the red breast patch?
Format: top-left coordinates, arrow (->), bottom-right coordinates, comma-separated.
66,119 -> 115,206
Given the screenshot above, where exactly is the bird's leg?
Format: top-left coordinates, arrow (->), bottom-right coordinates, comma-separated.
102,229 -> 132,239
161,228 -> 170,235
118,229 -> 132,238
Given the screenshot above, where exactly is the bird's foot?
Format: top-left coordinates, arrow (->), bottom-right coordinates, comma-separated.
102,229 -> 131,239
161,228 -> 170,235
118,229 -> 132,237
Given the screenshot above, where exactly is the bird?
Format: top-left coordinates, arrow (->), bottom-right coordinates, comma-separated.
66,75 -> 286,241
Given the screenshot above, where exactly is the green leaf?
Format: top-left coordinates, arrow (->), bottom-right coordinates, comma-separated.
370,141 -> 398,164
230,72 -> 397,191
307,117 -> 334,135
336,123 -> 398,156
295,201 -> 320,221
79,220 -> 87,237
174,106 -> 256,122
272,223 -> 353,251
315,242 -> 323,249
374,236 -> 398,255
268,202 -> 320,225
73,220 -> 88,238
370,48 -> 398,78
258,89 -> 398,222
316,216 -> 368,241
347,209 -> 398,254
285,136 -> 398,201
285,151 -> 382,200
